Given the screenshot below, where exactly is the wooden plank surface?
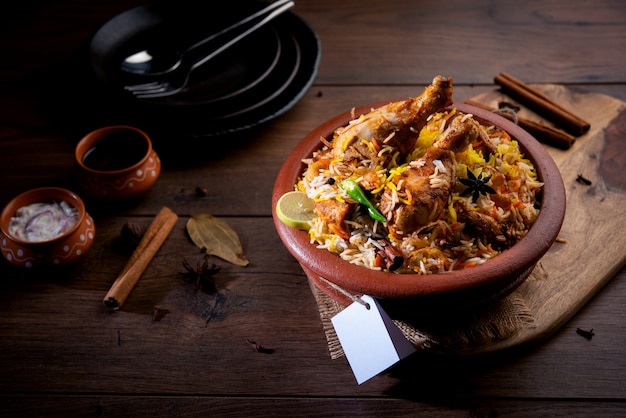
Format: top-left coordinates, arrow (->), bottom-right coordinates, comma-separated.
294,0 -> 626,85
1,0 -> 626,415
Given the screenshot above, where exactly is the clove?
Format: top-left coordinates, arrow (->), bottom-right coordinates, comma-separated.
152,305 -> 167,321
195,186 -> 208,197
246,338 -> 275,354
576,174 -> 592,185
576,327 -> 595,340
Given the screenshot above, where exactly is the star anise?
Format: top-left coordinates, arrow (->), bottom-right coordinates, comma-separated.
181,253 -> 221,294
459,167 -> 496,202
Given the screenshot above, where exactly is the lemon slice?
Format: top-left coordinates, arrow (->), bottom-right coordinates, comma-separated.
276,191 -> 316,231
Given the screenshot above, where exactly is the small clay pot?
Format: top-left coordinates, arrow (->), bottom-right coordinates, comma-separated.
272,102 -> 566,312
0,187 -> 96,268
75,125 -> 160,200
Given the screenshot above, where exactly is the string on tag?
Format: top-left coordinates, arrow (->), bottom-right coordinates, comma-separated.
317,276 -> 371,310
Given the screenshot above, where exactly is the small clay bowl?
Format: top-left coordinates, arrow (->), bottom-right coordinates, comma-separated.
272,102 -> 566,313
75,125 -> 160,200
0,187 -> 96,268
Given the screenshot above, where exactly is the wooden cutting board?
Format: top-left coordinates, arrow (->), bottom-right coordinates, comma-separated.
463,85 -> 626,353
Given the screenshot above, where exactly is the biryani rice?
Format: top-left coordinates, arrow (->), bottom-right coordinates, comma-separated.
296,108 -> 543,274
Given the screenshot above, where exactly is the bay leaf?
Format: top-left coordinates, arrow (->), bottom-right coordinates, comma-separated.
186,214 -> 250,266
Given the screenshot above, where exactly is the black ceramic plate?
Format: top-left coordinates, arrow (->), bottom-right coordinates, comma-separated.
89,3 -> 320,137
153,25 -> 283,107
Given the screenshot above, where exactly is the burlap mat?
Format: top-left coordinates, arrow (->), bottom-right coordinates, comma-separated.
309,266 -> 541,359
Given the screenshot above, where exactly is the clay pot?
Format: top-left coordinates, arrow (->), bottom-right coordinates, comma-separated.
75,125 -> 160,200
0,187 -> 95,268
272,102 -> 566,312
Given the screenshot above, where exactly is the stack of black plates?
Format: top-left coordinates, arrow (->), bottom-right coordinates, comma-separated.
89,2 -> 320,138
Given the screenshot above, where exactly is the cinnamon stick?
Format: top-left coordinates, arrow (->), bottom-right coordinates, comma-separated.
494,72 -> 590,136
377,240 -> 404,271
103,206 -> 178,310
464,99 -> 576,149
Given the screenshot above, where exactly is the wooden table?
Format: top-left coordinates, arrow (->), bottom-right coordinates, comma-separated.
1,0 -> 625,416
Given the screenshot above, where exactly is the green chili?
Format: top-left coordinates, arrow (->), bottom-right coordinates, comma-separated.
339,179 -> 387,222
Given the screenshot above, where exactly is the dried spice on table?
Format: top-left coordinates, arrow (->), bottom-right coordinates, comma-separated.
576,174 -> 592,185
195,186 -> 208,197
576,327 -> 595,340
186,213 -> 250,266
104,207 -> 179,310
119,221 -> 144,254
180,253 -> 221,294
494,72 -> 591,136
246,338 -> 275,354
152,305 -> 169,321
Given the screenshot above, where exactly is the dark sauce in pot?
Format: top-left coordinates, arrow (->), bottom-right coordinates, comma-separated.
82,130 -> 148,171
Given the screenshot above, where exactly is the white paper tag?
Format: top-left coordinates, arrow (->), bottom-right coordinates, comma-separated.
331,295 -> 416,384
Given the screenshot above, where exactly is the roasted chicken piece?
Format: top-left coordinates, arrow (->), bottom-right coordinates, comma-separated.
381,114 -> 480,237
457,208 -> 503,244
330,75 -> 454,173
311,76 -> 455,237
314,197 -> 354,239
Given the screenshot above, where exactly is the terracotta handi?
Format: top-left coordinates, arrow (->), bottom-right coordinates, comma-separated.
0,187 -> 96,268
272,77 -> 566,313
75,125 -> 160,200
